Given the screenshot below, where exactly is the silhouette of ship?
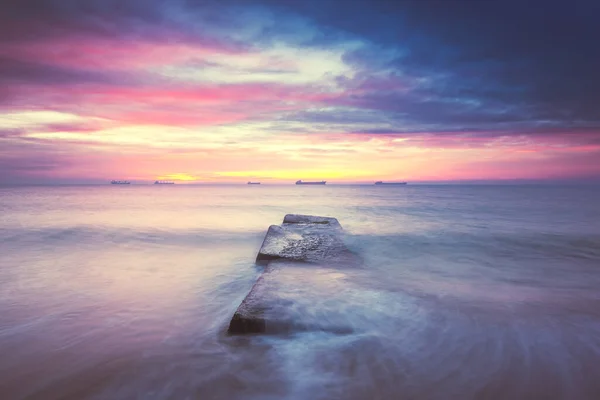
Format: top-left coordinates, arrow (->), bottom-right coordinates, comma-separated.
110,180 -> 130,185
154,180 -> 175,184
296,180 -> 326,185
247,182 -> 261,185
375,181 -> 407,185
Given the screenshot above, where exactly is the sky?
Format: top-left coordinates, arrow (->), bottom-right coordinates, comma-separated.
1,0 -> 599,184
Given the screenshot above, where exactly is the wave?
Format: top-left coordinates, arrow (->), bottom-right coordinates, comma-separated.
0,226 -> 266,249
345,231 -> 600,261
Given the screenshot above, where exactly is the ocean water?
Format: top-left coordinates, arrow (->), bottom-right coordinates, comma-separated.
1,184 -> 599,399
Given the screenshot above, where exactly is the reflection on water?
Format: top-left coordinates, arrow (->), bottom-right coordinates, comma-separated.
1,185 -> 600,399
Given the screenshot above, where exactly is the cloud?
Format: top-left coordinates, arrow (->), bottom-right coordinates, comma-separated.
0,56 -> 127,86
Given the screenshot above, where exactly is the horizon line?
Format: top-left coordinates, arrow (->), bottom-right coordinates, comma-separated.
2,179 -> 600,187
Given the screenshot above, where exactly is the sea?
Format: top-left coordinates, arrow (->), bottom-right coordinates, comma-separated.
1,184 -> 599,399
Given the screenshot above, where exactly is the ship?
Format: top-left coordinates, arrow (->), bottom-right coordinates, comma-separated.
247,182 -> 261,185
375,181 -> 407,185
154,180 -> 175,184
296,180 -> 326,185
110,180 -> 130,185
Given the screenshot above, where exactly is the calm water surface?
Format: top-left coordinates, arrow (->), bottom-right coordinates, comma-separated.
1,185 -> 599,399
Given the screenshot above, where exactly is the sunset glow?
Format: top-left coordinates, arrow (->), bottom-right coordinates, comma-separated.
1,1 -> 599,184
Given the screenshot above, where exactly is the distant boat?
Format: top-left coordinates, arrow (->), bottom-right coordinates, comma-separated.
247,182 -> 261,185
154,180 -> 175,184
296,180 -> 326,185
375,181 -> 407,185
111,180 -> 130,185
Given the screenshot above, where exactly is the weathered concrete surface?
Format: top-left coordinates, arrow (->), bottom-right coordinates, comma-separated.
255,215 -> 352,265
228,262 -> 356,335
228,214 -> 359,334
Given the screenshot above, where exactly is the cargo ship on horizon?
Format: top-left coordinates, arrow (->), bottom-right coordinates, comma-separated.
110,180 -> 130,185
296,180 -> 326,185
375,181 -> 407,185
247,182 -> 261,185
154,180 -> 175,184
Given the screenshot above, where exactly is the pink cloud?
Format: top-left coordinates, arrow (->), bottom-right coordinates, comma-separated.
450,149 -> 600,181
4,81 -> 333,128
75,84 -> 326,104
0,35 -> 246,71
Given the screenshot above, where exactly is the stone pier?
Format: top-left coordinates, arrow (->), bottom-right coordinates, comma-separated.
228,214 -> 359,334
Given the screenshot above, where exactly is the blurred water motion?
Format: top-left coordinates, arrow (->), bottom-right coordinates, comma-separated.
1,184 -> 599,399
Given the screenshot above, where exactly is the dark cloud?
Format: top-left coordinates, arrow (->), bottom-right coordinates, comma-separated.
267,0 -> 600,134
0,0 -> 169,43
0,56 -> 121,85
0,129 -> 23,138
0,0 -> 249,53
0,156 -> 62,172
0,146 -> 67,183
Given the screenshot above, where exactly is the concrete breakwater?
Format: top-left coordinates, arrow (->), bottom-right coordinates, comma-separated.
228,214 -> 360,334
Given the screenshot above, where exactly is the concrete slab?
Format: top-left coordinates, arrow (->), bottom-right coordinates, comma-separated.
228,262 -> 356,335
228,214 -> 360,335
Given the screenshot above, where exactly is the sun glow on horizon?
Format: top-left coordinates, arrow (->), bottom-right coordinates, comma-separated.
156,173 -> 199,182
